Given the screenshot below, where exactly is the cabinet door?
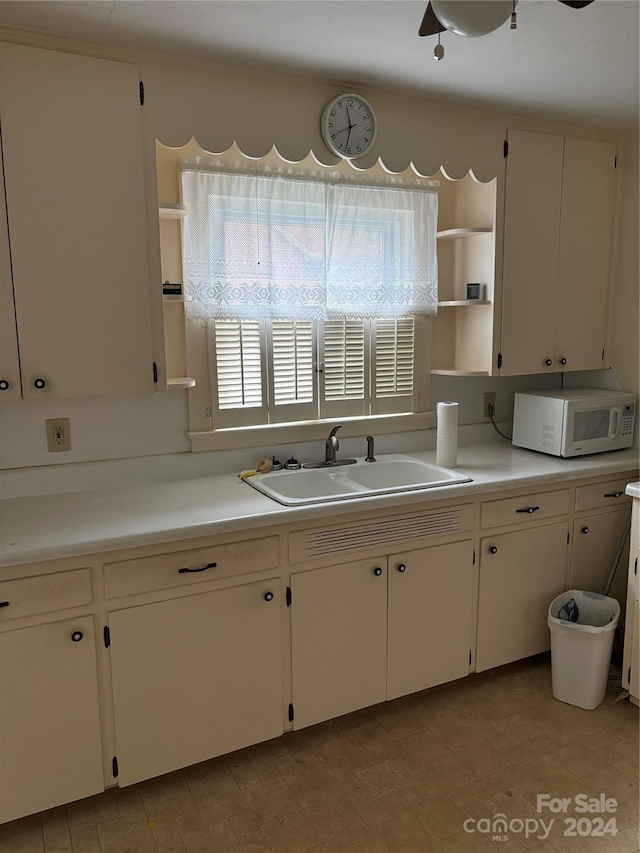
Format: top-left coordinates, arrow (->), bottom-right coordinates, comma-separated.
476,521 -> 569,671
109,580 -> 282,786
571,508 -> 630,595
556,138 -> 617,372
0,616 -> 103,823
291,559 -> 387,729
500,130 -> 564,376
0,43 -> 154,398
0,136 -> 21,399
387,540 -> 474,701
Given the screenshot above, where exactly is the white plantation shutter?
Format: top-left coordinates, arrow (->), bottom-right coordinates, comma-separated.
210,320 -> 267,427
269,320 -> 316,423
320,319 -> 368,419
372,318 -> 416,415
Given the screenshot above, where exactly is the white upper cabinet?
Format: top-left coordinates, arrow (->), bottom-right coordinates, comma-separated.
0,42 -> 155,398
0,135 -> 21,399
500,129 -> 617,376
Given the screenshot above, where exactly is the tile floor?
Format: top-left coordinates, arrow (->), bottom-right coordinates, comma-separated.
1,655 -> 638,853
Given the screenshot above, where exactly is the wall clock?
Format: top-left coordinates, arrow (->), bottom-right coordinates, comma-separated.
320,93 -> 377,160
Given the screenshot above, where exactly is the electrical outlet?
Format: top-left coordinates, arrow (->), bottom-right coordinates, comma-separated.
46,418 -> 71,452
483,392 -> 496,419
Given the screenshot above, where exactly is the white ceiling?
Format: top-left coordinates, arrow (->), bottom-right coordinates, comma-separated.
1,0 -> 638,131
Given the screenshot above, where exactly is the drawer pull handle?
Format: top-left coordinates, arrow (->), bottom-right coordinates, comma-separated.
373,567 -> 383,576
582,526 -> 590,534
71,631 -> 83,642
0,601 -> 9,608
516,506 -> 540,514
264,592 -> 274,602
178,562 -> 217,574
397,564 -> 407,573
603,491 -> 624,499
489,546 -> 498,554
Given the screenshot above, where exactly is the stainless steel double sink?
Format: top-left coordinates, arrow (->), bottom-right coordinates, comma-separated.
243,454 -> 472,506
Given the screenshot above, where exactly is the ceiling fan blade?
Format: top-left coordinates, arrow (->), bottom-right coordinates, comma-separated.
419,3 -> 446,36
557,0 -> 596,8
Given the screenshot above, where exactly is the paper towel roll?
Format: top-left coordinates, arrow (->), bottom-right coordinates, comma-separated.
436,401 -> 458,467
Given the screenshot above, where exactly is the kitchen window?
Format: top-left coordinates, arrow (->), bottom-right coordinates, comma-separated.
181,159 -> 438,433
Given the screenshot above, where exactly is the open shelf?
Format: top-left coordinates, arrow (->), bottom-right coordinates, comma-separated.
437,227 -> 492,240
438,300 -> 491,308
159,203 -> 188,220
431,369 -> 489,377
167,377 -> 196,389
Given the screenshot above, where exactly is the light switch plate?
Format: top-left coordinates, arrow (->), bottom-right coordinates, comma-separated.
46,418 -> 71,452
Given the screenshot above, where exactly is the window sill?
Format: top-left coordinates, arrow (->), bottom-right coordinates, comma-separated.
188,412 -> 435,452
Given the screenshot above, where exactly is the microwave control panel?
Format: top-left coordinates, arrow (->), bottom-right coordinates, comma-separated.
622,403 -> 635,437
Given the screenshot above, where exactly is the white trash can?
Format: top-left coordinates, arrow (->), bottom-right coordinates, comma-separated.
548,589 -> 620,710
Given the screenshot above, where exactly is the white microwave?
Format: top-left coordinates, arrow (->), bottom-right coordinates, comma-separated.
512,389 -> 636,457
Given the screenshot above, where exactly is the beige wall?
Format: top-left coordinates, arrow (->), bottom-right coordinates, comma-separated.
0,29 -> 637,471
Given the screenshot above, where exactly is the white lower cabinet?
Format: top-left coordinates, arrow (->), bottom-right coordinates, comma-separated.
476,521 -> 569,671
570,508 -> 630,594
387,540 -> 474,700
291,558 -> 388,730
109,579 -> 283,786
291,540 -> 475,728
0,616 -> 103,823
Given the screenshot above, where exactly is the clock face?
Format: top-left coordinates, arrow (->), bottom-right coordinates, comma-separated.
321,93 -> 377,160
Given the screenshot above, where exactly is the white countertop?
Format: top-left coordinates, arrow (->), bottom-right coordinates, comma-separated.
1,441 -> 637,568
626,482 -> 640,499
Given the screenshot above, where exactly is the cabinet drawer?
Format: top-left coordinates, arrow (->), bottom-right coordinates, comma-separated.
0,568 -> 92,621
104,536 -> 279,599
574,478 -> 633,513
481,489 -> 570,529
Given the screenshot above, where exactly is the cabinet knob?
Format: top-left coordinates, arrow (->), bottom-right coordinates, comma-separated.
489,546 -> 498,554
560,358 -> 567,366
71,631 -> 83,642
33,378 -> 46,389
0,380 -> 9,391
263,592 -> 274,602
581,526 -> 590,535
397,564 -> 406,573
373,567 -> 383,576
545,359 -> 553,367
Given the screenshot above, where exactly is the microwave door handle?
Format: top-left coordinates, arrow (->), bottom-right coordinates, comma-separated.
608,408 -> 621,440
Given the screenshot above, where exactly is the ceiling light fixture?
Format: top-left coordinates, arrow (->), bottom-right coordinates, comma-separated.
419,0 -> 595,58
430,0 -> 514,38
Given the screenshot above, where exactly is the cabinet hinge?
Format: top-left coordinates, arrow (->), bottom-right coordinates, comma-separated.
112,756 -> 118,778
628,667 -> 632,684
634,557 -> 637,576
103,625 -> 111,648
503,140 -> 509,158
567,531 -> 570,545
286,586 -> 292,607
288,703 -> 294,722
139,81 -> 145,106
497,352 -> 503,370
472,549 -> 476,565
602,349 -> 605,361
469,650 -> 472,665
153,362 -> 158,384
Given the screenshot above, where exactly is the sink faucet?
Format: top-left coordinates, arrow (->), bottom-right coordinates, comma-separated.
325,425 -> 342,464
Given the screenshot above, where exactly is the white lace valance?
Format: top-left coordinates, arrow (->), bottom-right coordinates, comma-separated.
181,160 -> 438,322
